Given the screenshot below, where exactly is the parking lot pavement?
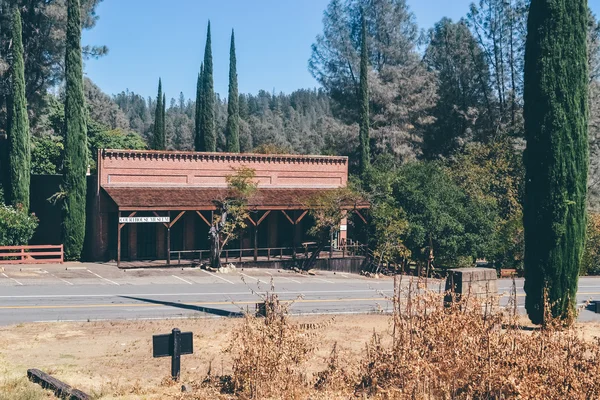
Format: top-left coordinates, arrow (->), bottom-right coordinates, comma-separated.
0,262 -> 387,287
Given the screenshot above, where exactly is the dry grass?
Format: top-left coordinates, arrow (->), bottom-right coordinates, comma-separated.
3,279 -> 600,399
0,369 -> 51,400
197,277 -> 600,399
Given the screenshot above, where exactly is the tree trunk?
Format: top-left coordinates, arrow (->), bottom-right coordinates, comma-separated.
302,235 -> 327,271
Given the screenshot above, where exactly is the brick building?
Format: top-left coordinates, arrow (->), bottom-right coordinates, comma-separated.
88,149 -> 367,266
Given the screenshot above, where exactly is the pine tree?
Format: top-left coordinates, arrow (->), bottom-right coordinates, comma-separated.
62,0 -> 88,260
523,0 -> 589,324
194,64 -> 204,151
7,7 -> 30,210
358,11 -> 370,174
152,79 -> 164,150
225,30 -> 240,153
202,21 -> 215,152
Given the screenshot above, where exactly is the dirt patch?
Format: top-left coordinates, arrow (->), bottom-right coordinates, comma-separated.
0,315 -> 390,399
2,315 -> 600,399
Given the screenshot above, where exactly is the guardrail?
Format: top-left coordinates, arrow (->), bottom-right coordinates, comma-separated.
0,244 -> 64,265
170,243 -> 367,265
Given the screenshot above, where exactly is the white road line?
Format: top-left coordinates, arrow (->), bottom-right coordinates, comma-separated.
264,271 -> 301,284
239,272 -> 269,284
279,276 -> 302,284
312,277 -> 334,283
340,273 -> 350,278
172,275 -> 193,285
0,289 -> 394,299
43,271 -> 74,286
2,273 -> 23,286
87,270 -> 120,286
200,269 -> 235,285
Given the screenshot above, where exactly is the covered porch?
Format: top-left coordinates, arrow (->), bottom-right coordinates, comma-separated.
103,186 -> 369,268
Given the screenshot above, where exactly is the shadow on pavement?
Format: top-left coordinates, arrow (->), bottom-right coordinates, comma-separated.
120,296 -> 244,318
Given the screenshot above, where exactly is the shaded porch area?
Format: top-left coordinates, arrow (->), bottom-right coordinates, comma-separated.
102,187 -> 369,268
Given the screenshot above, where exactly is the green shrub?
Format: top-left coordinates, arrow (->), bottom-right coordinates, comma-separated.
0,204 -> 38,246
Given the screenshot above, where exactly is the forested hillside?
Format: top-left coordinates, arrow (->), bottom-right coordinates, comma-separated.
0,0 -> 599,271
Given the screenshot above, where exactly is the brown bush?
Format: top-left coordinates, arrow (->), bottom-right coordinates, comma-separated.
202,277 -> 600,399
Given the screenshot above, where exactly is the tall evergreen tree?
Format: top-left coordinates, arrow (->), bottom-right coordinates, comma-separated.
358,11 -> 370,174
7,7 -> 30,210
62,0 -> 88,260
152,79 -> 164,150
523,0 -> 589,324
194,64 -> 204,151
202,21 -> 215,152
162,92 -> 166,148
225,29 -> 240,153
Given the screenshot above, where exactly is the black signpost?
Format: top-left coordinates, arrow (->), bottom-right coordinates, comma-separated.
152,328 -> 193,380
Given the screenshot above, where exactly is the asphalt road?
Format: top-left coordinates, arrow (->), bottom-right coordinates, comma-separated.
1,263 -> 600,325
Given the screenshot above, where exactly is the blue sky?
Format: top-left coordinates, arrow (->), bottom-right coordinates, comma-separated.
82,0 -> 600,101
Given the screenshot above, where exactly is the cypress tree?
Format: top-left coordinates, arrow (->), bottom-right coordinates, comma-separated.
523,0 -> 589,324
62,0 -> 87,260
358,11 -> 370,174
162,92 -> 166,148
202,21 -> 215,152
152,79 -> 164,150
194,64 -> 204,151
225,29 -> 240,153
7,7 -> 30,210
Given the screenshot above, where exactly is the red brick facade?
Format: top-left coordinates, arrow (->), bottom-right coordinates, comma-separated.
98,149 -> 348,190
89,149 -> 354,263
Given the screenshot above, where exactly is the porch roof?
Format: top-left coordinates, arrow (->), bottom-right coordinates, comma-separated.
103,186 -> 369,211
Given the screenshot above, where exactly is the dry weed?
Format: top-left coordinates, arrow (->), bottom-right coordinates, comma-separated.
203,276 -> 600,399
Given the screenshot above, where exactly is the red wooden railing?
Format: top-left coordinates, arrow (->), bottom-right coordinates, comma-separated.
0,245 -> 64,265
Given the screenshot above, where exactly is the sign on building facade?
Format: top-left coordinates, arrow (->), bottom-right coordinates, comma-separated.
119,216 -> 170,224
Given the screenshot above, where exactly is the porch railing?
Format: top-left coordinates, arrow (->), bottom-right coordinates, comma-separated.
170,242 -> 367,265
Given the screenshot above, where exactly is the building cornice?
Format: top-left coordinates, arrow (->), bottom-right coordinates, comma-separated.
101,149 -> 348,165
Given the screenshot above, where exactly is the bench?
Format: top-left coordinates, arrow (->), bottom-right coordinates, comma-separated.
499,269 -> 517,278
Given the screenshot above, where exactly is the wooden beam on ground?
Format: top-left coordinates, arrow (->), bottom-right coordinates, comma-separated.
295,210 -> 309,224
281,210 -> 295,225
354,209 -> 367,224
257,210 -> 271,226
196,211 -> 211,226
169,211 -> 186,228
27,369 -> 90,400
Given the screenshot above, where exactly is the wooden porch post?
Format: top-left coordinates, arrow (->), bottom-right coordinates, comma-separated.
254,225 -> 258,261
117,210 -> 122,268
292,212 -> 297,258
167,211 -> 171,266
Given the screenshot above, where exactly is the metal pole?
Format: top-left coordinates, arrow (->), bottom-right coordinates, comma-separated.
171,328 -> 181,381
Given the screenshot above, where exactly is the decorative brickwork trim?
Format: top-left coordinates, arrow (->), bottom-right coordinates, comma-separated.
102,149 -> 348,165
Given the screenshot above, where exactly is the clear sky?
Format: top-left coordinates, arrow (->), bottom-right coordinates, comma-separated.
82,0 -> 600,101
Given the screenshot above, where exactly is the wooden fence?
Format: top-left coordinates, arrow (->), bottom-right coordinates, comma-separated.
0,244 -> 64,265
